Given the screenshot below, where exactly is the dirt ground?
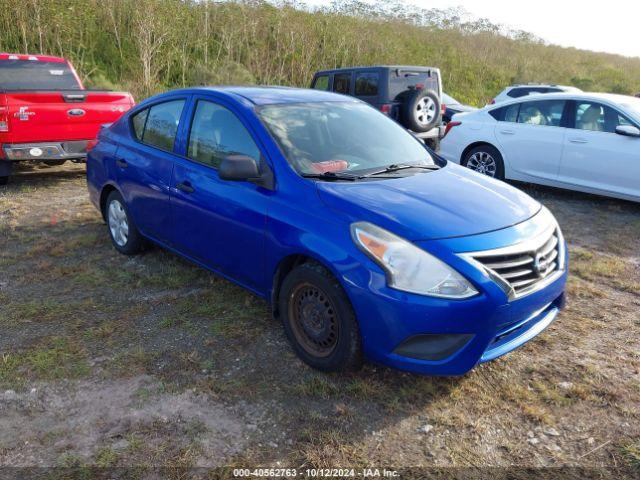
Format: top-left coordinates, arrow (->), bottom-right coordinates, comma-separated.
0,162 -> 639,477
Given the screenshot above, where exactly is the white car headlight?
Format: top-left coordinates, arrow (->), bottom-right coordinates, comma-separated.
351,222 -> 478,299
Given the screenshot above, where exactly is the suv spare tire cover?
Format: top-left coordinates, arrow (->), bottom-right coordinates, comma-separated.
402,89 -> 441,133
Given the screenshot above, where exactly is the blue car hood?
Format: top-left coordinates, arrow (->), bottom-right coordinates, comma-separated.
316,164 -> 541,241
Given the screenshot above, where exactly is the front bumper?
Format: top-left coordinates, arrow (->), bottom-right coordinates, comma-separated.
2,141 -> 90,161
342,214 -> 568,376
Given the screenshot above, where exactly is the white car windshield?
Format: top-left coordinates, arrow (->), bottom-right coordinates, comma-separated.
258,101 -> 436,176
619,96 -> 640,121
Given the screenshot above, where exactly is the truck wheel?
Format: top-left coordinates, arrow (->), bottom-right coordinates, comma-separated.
43,160 -> 66,167
279,262 -> 362,373
462,145 -> 505,180
402,89 -> 441,133
105,190 -> 145,255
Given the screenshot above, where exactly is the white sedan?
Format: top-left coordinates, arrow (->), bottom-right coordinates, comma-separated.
440,92 -> 640,202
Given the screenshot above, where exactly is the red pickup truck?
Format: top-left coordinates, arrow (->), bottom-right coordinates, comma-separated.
0,53 -> 134,185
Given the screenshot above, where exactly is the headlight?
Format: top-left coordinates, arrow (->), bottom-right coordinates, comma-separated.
351,222 -> 478,299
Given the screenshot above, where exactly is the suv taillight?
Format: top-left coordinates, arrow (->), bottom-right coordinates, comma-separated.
441,103 -> 446,115
380,104 -> 392,115
443,121 -> 461,138
0,107 -> 9,132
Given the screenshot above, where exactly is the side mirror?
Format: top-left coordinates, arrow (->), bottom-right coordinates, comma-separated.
219,155 -> 274,190
615,125 -> 640,138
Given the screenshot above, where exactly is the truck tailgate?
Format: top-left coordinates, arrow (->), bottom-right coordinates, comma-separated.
2,90 -> 133,143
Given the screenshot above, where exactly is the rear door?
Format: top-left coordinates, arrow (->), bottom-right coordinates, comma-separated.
169,95 -> 269,291
493,98 -> 567,181
559,100 -> 640,197
115,97 -> 187,242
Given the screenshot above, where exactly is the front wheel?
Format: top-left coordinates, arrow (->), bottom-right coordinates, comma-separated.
462,145 -> 505,180
279,262 -> 362,373
105,190 -> 145,255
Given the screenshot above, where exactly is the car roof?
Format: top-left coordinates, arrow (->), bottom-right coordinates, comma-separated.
314,65 -> 438,75
154,86 -> 358,106
495,91 -> 636,104
507,84 -> 576,89
0,53 -> 67,63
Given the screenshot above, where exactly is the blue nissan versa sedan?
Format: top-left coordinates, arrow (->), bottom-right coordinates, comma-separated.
87,86 -> 568,376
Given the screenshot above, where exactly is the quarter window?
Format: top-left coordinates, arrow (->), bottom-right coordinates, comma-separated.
333,73 -> 351,94
131,109 -> 148,141
313,75 -> 330,91
138,100 -> 185,151
355,72 -> 379,96
517,100 -> 566,127
187,100 -> 261,168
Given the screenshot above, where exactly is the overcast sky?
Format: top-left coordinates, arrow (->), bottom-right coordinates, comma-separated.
304,0 -> 640,58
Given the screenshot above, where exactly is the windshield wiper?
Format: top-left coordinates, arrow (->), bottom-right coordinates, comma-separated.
359,163 -> 440,178
301,172 -> 359,181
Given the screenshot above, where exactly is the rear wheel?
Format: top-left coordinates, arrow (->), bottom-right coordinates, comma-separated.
462,145 -> 505,180
279,262 -> 362,373
43,160 -> 66,167
105,190 -> 145,255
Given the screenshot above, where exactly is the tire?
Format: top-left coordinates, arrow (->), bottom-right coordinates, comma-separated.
105,190 -> 145,255
0,176 -> 8,186
462,144 -> 505,180
279,262 -> 362,373
43,160 -> 66,167
402,88 -> 441,133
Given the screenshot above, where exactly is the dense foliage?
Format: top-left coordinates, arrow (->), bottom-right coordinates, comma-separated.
1,0 -> 639,104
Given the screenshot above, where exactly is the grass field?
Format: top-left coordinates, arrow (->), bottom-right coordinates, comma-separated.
0,163 -> 639,474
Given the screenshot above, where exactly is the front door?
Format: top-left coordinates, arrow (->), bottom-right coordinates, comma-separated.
169,97 -> 270,291
559,100 -> 640,198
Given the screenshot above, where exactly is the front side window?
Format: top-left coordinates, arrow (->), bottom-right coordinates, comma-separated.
333,74 -> 351,94
354,72 -> 379,96
258,101 -> 436,176
187,100 -> 260,168
313,75 -> 330,91
574,101 -> 630,133
139,100 -> 185,151
517,100 -> 565,126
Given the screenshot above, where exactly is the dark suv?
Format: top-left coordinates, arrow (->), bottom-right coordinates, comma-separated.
311,66 -> 444,149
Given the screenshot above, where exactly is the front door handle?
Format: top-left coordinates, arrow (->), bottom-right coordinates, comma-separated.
115,158 -> 128,168
569,138 -> 588,144
176,181 -> 195,194
499,129 -> 515,135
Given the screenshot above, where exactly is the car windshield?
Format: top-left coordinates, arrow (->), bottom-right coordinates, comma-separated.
258,101 -> 436,176
620,96 -> 640,120
442,93 -> 459,105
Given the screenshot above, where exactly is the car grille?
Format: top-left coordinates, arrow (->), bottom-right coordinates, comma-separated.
468,227 -> 564,299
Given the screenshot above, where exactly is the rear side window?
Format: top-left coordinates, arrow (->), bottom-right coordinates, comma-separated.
0,60 -> 81,90
355,72 -> 379,96
313,75 -> 330,91
489,103 -> 520,122
137,100 -> 185,151
518,100 -> 565,127
333,73 -> 351,94
517,100 -> 566,126
187,100 -> 260,168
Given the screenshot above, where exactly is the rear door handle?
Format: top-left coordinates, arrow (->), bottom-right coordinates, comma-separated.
176,181 -> 195,194
499,129 -> 515,135
569,138 -> 588,144
115,158 -> 128,168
